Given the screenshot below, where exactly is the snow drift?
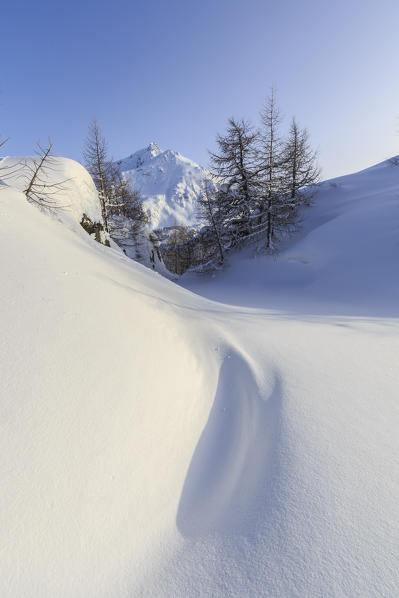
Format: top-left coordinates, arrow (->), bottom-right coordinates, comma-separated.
1,157 -> 399,597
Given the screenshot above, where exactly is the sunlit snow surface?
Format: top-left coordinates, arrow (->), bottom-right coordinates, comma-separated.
0,155 -> 102,227
1,157 -> 399,597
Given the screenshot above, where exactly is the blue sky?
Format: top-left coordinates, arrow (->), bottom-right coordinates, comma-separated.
2,0 -> 399,178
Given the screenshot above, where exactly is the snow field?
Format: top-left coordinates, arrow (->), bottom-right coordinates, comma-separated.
1,157 -> 399,596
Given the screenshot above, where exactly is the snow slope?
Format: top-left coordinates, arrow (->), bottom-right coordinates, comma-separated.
116,142 -> 209,230
183,157 -> 399,316
1,158 -> 399,597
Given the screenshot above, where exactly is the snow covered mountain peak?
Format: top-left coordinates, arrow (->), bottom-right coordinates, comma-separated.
147,140 -> 162,155
115,143 -> 209,230
116,141 -> 163,171
141,141 -> 162,160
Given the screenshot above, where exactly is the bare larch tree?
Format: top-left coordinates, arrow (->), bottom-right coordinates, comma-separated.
83,119 -> 113,232
198,178 -> 225,263
21,140 -> 69,209
283,117 -> 320,208
209,117 -> 259,246
257,88 -> 286,250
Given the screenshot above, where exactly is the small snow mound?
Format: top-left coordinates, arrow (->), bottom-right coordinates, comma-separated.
0,156 -> 102,229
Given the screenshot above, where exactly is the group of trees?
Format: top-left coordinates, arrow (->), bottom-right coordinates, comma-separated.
83,120 -> 149,252
82,92 -> 319,271
199,90 -> 320,263
1,115 -> 148,256
1,92 -> 319,272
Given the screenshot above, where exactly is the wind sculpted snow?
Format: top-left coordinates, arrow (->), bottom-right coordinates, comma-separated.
177,352 -> 282,538
1,158 -> 399,597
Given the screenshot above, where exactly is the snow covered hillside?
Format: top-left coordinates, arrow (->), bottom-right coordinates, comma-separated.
116,142 -> 209,230
183,157 -> 399,316
1,157 -> 399,597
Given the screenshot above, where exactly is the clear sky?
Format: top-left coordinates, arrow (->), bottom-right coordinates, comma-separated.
2,0 -> 399,179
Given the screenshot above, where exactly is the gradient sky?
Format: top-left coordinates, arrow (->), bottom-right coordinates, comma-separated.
2,0 -> 399,179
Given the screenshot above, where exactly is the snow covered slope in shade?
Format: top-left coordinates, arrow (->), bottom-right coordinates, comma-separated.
0,155 -> 102,228
1,157 -> 399,598
183,157 -> 399,317
116,142 -> 209,230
